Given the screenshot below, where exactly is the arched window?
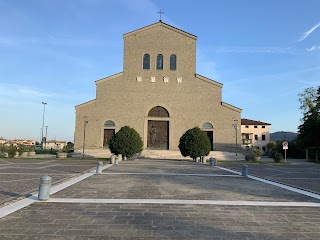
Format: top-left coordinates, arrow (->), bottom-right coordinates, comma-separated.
143,54 -> 150,69
156,54 -> 163,70
148,106 -> 169,117
104,120 -> 115,127
170,54 -> 176,70
202,122 -> 213,129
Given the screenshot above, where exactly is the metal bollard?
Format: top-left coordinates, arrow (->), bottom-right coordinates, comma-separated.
38,176 -> 52,201
242,164 -> 248,177
118,154 -> 122,162
209,157 -> 216,167
110,155 -> 115,164
123,156 -> 127,161
115,156 -> 119,165
96,161 -> 103,174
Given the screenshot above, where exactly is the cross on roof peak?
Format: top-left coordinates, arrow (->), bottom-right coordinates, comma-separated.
157,9 -> 164,22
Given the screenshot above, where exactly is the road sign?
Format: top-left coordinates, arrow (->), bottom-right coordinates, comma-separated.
282,141 -> 288,150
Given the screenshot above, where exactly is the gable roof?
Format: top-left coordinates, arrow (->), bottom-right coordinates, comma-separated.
123,21 -> 197,40
195,74 -> 223,88
241,118 -> 271,126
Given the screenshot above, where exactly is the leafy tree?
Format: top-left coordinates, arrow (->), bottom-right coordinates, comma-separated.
297,86 -> 320,148
109,126 -> 143,158
178,127 -> 211,160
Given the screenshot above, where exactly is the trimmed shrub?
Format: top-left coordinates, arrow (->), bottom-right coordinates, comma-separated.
178,127 -> 211,160
273,152 -> 283,163
244,147 -> 264,161
109,126 -> 143,158
7,145 -> 17,158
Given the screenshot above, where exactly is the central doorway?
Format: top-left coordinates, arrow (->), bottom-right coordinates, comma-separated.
146,106 -> 170,150
147,120 -> 169,149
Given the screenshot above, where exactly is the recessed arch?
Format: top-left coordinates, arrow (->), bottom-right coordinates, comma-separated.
148,106 -> 169,117
156,54 -> 163,70
143,54 -> 150,69
104,120 -> 115,127
170,54 -> 176,70
202,122 -> 213,129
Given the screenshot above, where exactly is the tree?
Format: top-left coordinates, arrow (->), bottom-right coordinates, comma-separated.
108,126 -> 143,158
178,127 -> 211,160
297,86 -> 320,148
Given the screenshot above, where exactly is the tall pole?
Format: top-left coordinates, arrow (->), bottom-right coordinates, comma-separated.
41,102 -> 47,150
45,126 -> 48,149
233,119 -> 238,161
83,116 -> 88,159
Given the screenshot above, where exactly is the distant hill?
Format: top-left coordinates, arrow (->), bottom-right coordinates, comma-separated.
270,131 -> 298,142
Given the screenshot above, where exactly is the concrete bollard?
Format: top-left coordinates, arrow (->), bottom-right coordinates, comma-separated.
118,154 -> 122,162
110,155 -> 115,164
203,157 -> 207,164
123,156 -> 127,161
115,156 -> 119,165
209,157 -> 216,167
38,176 -> 52,201
96,161 -> 103,174
242,164 -> 248,177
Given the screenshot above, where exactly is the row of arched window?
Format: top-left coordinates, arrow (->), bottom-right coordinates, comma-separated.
143,54 -> 176,70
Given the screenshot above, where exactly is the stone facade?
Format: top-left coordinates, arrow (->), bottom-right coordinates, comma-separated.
74,21 -> 242,151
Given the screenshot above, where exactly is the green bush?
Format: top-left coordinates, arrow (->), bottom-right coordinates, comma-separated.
244,147 -> 264,161
7,145 -> 17,158
273,152 -> 283,163
109,126 -> 143,158
17,144 -> 27,156
178,127 -> 211,160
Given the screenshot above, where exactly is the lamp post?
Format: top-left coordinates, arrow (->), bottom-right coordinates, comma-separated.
45,126 -> 48,149
232,119 -> 239,161
82,116 -> 88,159
41,102 -> 47,150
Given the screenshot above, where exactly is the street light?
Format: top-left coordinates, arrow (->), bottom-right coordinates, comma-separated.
82,116 -> 88,158
45,126 -> 48,149
41,102 -> 47,150
232,119 -> 239,161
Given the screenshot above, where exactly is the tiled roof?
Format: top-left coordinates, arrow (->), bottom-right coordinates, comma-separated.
241,118 -> 271,126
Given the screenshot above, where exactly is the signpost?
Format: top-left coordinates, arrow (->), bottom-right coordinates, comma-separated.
282,141 -> 288,163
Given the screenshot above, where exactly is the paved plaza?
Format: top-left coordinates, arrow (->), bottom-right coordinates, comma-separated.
0,159 -> 103,205
1,158 -> 320,239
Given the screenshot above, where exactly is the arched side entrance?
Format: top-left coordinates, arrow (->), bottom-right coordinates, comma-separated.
102,120 -> 116,148
146,106 -> 170,150
201,122 -> 214,151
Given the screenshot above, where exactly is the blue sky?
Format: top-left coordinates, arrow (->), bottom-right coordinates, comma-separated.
1,0 -> 320,142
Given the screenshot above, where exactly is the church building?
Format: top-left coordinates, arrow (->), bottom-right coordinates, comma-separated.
74,21 -> 242,151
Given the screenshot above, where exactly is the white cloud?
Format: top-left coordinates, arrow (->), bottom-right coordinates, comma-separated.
307,45 -> 320,51
210,46 -> 293,54
0,84 -> 56,98
298,22 -> 320,42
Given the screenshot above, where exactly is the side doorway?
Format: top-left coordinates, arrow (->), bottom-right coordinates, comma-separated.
103,129 -> 115,148
206,131 -> 214,151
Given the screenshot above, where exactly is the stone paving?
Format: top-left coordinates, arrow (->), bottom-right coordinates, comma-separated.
218,162 -> 320,194
0,159 -> 102,205
1,158 -> 320,239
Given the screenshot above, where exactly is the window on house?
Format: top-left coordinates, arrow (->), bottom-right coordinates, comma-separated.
254,126 -> 257,128
170,54 -> 176,70
156,54 -> 163,70
254,135 -> 258,140
143,54 -> 150,69
245,125 -> 249,128
262,147 -> 266,152
262,135 -> 266,141
262,126 -> 265,128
